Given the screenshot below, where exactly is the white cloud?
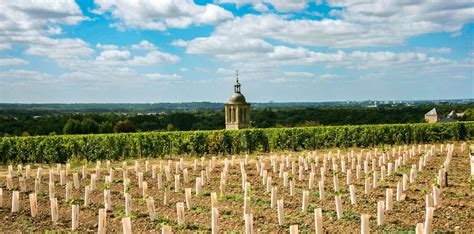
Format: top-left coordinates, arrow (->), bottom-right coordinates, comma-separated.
97,44 -> 119,50
93,0 -> 233,31
0,0 -> 87,49
211,0 -> 474,48
96,50 -> 131,64
0,69 -> 52,81
25,38 -> 95,60
253,2 -> 269,12
176,36 -> 273,60
129,50 -> 180,66
145,73 -> 182,81
131,40 -> 156,51
415,47 -> 453,54
216,0 -> 308,12
0,58 -> 29,66
177,35 -> 451,70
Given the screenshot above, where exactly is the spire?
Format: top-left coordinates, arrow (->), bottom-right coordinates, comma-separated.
234,69 -> 241,93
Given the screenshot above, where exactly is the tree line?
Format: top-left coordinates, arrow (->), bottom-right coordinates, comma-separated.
0,104 -> 473,136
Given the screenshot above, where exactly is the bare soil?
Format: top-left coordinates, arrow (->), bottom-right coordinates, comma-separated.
0,142 -> 472,233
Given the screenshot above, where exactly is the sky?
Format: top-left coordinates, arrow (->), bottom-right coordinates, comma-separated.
0,0 -> 473,103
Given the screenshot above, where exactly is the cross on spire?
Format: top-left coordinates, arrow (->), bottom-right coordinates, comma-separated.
234,69 -> 241,93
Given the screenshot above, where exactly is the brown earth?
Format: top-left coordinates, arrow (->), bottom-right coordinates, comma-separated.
0,142 -> 472,233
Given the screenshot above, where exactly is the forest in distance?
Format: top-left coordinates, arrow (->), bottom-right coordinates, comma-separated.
0,102 -> 473,136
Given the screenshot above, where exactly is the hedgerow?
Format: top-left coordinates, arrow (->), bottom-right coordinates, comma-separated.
0,122 -> 472,163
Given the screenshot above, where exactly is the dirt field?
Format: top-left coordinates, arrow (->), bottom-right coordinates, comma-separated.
0,142 -> 472,232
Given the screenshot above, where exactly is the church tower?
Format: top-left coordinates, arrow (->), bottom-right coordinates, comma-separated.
225,70 -> 251,130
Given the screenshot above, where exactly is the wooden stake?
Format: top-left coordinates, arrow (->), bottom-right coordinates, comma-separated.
423,207 -> 434,234
364,177 -> 370,194
146,197 -> 156,221
83,185 -> 90,207
302,190 -> 309,212
162,226 -> 172,234
11,191 -> 20,213
104,189 -> 111,210
290,179 -> 295,196
396,181 -> 402,202
377,201 -> 384,226
176,202 -> 185,225
65,182 -> 71,201
266,176 -> 272,193
277,199 -> 284,226
157,173 -> 163,190
333,174 -> 339,192
142,181 -> 148,197
50,197 -> 59,223
386,189 -> 393,211
243,197 -> 250,220
211,207 -> 219,234
290,225 -> 299,234
195,177 -> 201,195
425,194 -> 434,209
244,214 -> 253,234
163,187 -> 169,206
174,174 -> 180,192
185,188 -> 192,209
318,180 -> 325,200
72,204 -> 79,231
360,214 -> 370,234
349,184 -> 357,205
211,192 -> 218,208
49,181 -> 55,199
98,208 -> 107,234
122,217 -> 132,234
314,208 -> 323,234
373,171 -> 378,188
271,186 -> 277,209
125,193 -> 132,216
335,195 -> 342,219
0,188 -> 3,208
415,223 -> 424,234
29,193 -> 37,217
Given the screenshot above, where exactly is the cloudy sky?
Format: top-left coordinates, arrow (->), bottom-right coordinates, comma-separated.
0,0 -> 473,103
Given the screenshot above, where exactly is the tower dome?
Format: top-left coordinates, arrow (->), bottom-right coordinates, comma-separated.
229,73 -> 247,104
224,70 -> 251,130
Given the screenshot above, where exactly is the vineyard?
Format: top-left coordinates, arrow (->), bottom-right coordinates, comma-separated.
0,122 -> 473,163
0,141 -> 473,232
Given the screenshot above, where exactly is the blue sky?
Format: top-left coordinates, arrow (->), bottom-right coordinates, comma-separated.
0,0 -> 473,103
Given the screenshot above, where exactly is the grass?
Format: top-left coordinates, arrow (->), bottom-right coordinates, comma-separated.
190,206 -> 206,214
223,193 -> 244,202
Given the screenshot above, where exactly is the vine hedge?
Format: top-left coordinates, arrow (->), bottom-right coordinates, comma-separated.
0,122 -> 472,163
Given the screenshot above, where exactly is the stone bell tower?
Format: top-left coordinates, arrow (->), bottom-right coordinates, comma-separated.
225,70 -> 250,130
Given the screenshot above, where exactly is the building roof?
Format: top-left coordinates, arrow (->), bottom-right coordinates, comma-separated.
228,69 -> 248,104
425,108 -> 437,116
229,92 -> 247,104
438,117 -> 455,123
447,110 -> 457,117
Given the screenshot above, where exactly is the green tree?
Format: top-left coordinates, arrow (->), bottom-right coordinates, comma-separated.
63,119 -> 82,134
114,120 -> 136,133
461,108 -> 474,121
81,118 -> 99,134
99,121 -> 114,133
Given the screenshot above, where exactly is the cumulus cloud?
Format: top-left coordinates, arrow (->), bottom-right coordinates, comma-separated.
0,0 -> 87,49
211,0 -> 474,48
96,50 -> 131,64
216,0 -> 308,12
132,40 -> 157,51
93,0 -> 233,31
0,58 -> 29,66
0,69 -> 53,81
